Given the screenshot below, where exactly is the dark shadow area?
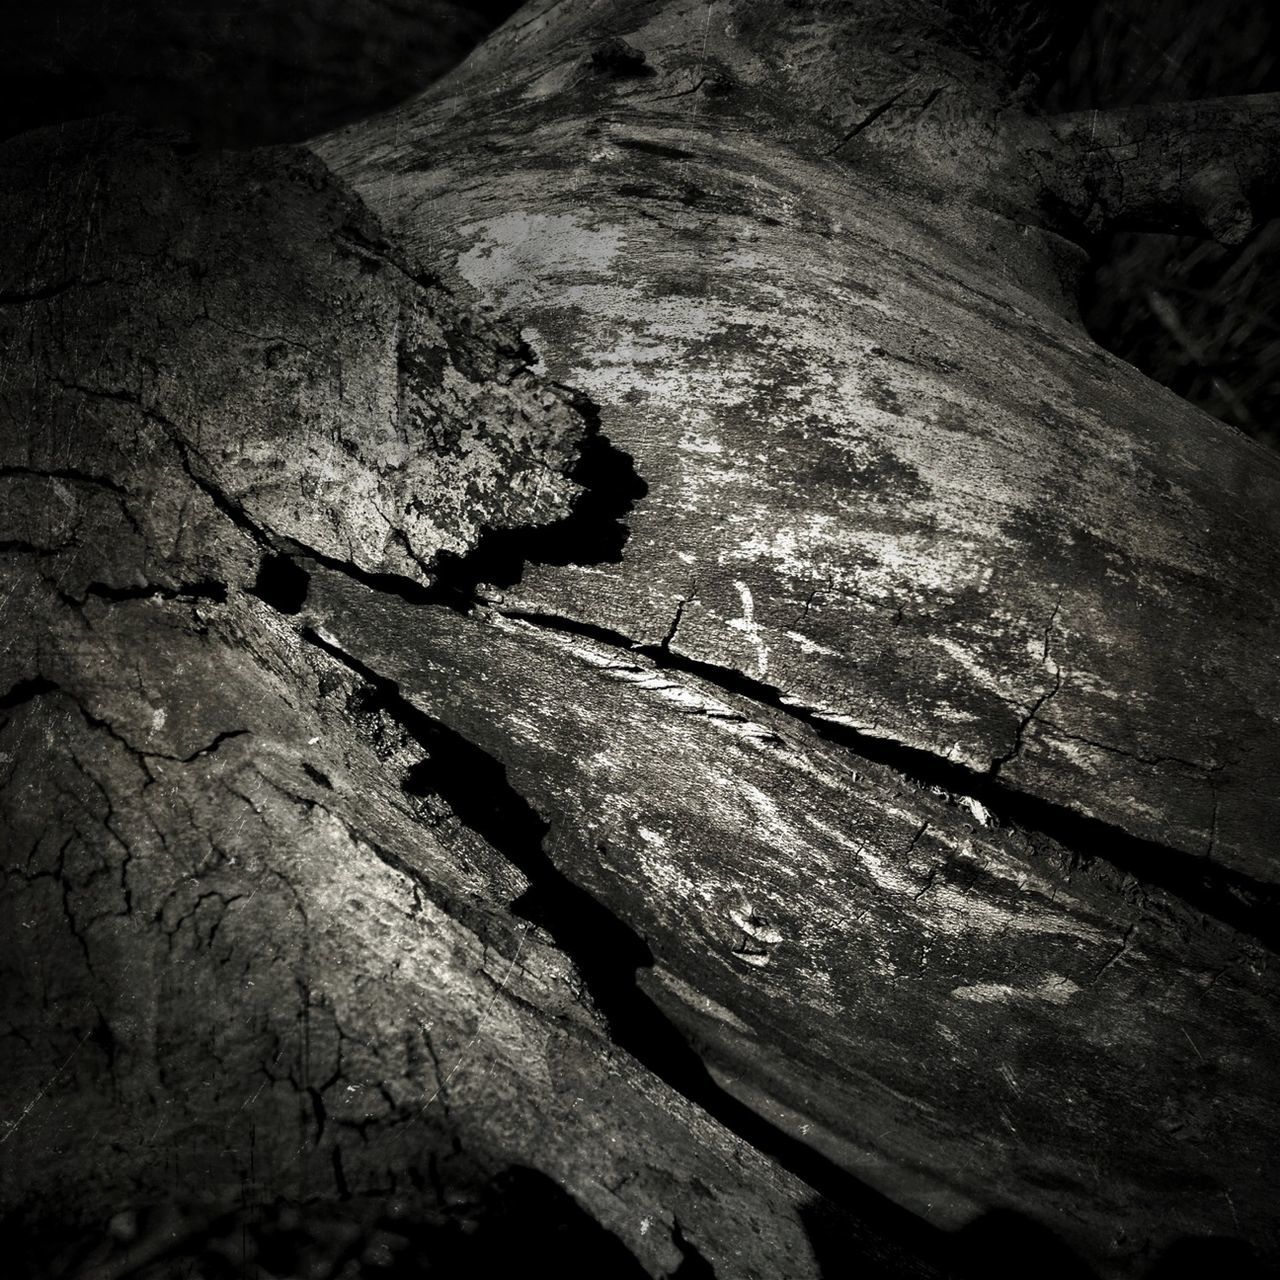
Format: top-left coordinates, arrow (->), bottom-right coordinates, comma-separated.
1143,1235 -> 1268,1280
801,1198 -> 1097,1280
252,552 -> 311,615
672,1219 -> 719,1277
1080,225 -> 1280,449
3,0 -> 524,147
1,1165 -> 649,1278
1039,0 -> 1280,446
950,1209 -> 1095,1280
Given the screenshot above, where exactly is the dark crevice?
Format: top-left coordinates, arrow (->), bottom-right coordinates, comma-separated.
826,85 -> 944,157
301,762 -> 333,790
989,668 -> 1062,775
50,374 -> 644,623
671,1220 -> 716,1277
290,541 -> 450,610
42,377 -> 1280,943
252,553 -> 311,615
501,608 -> 1280,954
0,277 -> 105,306
826,90 -> 909,153
589,38 -> 654,79
611,137 -> 695,160
0,464 -> 126,492
0,675 -> 58,711
330,1147 -> 351,1201
299,625 -> 954,1279
271,399 -> 645,618
308,1086 -> 328,1143
179,729 -> 250,763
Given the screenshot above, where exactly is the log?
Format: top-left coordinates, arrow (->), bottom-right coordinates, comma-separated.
4,1 -> 1280,1276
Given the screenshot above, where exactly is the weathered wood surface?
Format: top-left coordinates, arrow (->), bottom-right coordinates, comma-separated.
1031,93 -> 1280,246
4,2 -> 1280,1277
1,122 -> 905,1279
316,0 -> 1280,891
306,564 -> 1280,1274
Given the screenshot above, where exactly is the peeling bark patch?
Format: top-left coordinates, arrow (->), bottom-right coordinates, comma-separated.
432,387 -> 647,597
0,122 -> 589,593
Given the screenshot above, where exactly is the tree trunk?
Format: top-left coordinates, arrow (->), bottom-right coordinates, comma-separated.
3,3 -> 1278,1278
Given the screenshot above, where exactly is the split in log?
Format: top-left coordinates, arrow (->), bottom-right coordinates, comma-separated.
3,2 -> 1280,1278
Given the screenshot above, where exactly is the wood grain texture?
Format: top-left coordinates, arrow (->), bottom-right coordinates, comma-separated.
306,564 -> 1280,1276
315,0 -> 1280,890
5,3 -> 1280,1277
1,119 -> 880,1279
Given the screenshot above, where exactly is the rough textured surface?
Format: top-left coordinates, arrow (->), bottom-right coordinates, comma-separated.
5,3 -> 1280,1278
0,602 -> 837,1279
0,122 -> 585,596
0,121 -> 881,1280
1030,93 -> 1280,245
305,566 -> 1280,1276
315,0 -> 1280,891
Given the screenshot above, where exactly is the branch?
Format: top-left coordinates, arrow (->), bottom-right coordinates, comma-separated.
1033,92 -> 1280,244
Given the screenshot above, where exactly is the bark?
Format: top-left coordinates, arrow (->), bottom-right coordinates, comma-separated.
3,3 -> 1279,1278
1028,93 -> 1280,245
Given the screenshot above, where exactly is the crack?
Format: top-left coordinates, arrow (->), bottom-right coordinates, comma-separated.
671,1218 -> 715,1278
1028,718 -> 1217,774
826,86 -> 944,156
827,90 -> 910,153
47,372 -> 645,626
1205,785 -> 1221,862
0,277 -> 106,306
1040,598 -> 1061,665
660,584 -> 698,652
498,608 -> 1280,954
47,376 -> 276,552
1089,922 -> 1138,986
0,675 -> 58,711
0,464 -> 127,493
61,684 -> 250,773
296,625 -> 951,1275
71,579 -> 229,607
989,667 -> 1062,777
178,729 -> 251,764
